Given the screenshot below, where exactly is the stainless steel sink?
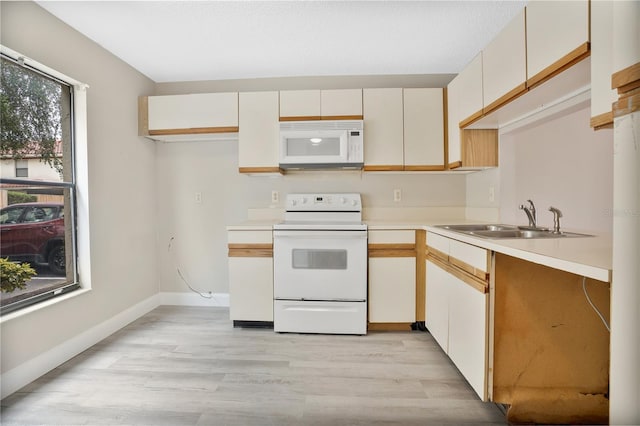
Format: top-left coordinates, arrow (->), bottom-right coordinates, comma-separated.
436,224 -> 593,239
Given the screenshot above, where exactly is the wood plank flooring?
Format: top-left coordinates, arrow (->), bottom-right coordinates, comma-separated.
1,306 -> 506,425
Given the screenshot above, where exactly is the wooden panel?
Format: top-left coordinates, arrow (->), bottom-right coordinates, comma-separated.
238,167 -> 283,174
238,91 -> 279,170
590,111 -> 614,130
368,249 -> 416,258
415,230 -> 426,322
320,115 -> 364,121
138,96 -> 149,136
228,243 -> 273,258
493,253 -> 609,424
363,165 -> 404,172
403,165 -> 445,172
367,323 -> 413,331
612,62 -> 640,93
403,88 -> 445,168
613,88 -> 640,118
320,89 -> 363,117
279,116 -> 322,122
461,129 -> 498,168
148,126 -> 239,136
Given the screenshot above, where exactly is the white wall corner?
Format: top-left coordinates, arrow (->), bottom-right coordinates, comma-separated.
159,292 -> 230,307
0,294 -> 160,399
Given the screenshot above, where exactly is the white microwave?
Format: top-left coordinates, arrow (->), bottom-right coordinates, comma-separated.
279,120 -> 364,170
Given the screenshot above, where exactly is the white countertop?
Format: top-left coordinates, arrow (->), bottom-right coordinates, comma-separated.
227,219 -> 612,283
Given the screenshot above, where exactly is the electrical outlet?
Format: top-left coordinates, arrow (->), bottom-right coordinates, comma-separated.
393,189 -> 402,202
271,190 -> 279,203
195,192 -> 202,204
489,186 -> 495,203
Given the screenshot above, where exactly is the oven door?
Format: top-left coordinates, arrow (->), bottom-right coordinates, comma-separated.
273,230 -> 367,301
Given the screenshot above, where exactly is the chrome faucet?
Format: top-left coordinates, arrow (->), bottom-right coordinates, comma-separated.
519,199 -> 537,228
549,206 -> 563,234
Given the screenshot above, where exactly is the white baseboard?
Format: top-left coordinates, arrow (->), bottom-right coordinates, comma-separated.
0,294 -> 160,399
159,292 -> 230,307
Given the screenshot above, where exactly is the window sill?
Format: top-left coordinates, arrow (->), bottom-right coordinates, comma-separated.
0,287 -> 91,324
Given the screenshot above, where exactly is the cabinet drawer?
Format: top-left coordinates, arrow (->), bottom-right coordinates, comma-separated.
368,230 -> 415,245
449,239 -> 489,274
426,232 -> 450,258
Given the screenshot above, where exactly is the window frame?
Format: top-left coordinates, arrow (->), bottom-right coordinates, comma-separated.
0,48 -> 82,315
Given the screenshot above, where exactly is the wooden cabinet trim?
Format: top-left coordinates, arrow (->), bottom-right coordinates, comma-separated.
368,249 -> 417,258
590,111 -> 614,130
279,116 -> 322,122
426,246 -> 448,263
415,230 -> 426,322
368,243 -> 415,251
482,83 -> 528,116
279,115 -> 363,122
138,96 -> 149,136
526,42 -> 591,90
238,167 -> 283,174
613,88 -> 640,118
611,62 -> 640,93
228,243 -> 273,258
363,165 -> 405,172
149,126 -> 239,136
458,110 -> 484,129
367,322 -> 413,331
403,165 -> 446,172
447,160 -> 462,170
427,252 -> 488,294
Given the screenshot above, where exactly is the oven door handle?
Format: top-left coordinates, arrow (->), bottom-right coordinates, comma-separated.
274,230 -> 367,239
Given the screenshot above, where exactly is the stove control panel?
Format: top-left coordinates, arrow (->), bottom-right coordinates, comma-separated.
286,193 -> 361,212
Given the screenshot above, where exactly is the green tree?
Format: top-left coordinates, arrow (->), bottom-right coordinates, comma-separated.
0,57 -> 64,174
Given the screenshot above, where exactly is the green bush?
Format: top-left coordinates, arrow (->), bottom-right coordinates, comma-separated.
0,258 -> 37,293
7,191 -> 37,205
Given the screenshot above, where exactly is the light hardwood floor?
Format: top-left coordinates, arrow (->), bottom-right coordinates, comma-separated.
1,306 -> 506,425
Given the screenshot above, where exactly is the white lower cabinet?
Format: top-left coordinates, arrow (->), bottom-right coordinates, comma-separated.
426,244 -> 489,401
227,230 -> 273,323
369,257 -> 416,323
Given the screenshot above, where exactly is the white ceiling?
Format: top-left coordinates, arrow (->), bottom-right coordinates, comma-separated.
36,1 -> 527,83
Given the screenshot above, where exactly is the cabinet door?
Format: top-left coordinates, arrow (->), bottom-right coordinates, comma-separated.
446,76 -> 462,167
457,52 -> 484,127
363,88 -> 404,170
321,89 -> 363,118
369,257 -> 416,323
147,92 -> 238,132
403,88 -> 445,170
590,0 -> 617,129
482,9 -> 526,113
425,260 -> 449,352
526,0 -> 589,85
279,90 -> 321,120
229,257 -> 273,321
447,273 -> 488,401
238,91 -> 280,173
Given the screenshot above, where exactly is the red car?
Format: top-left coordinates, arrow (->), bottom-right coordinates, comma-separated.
0,203 -> 66,275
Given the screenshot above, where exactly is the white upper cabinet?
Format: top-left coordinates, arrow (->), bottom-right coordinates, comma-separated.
590,0 -> 617,129
482,9 -> 526,113
279,90 -> 321,119
403,88 -> 445,170
146,92 -> 238,137
526,0 -> 589,86
320,89 -> 363,117
279,89 -> 363,120
363,88 -> 404,171
457,52 -> 484,127
238,91 -> 280,173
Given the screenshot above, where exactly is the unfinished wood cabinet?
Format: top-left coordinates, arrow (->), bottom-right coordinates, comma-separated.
525,0 -> 589,88
238,91 -> 281,174
460,129 -> 498,169
227,230 -> 274,324
141,92 -> 239,141
362,88 -> 405,171
368,230 -> 417,329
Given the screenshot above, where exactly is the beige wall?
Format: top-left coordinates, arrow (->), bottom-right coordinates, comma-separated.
1,1 -> 157,376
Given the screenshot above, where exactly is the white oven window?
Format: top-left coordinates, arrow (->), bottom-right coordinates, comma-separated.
292,249 -> 347,270
286,137 -> 341,157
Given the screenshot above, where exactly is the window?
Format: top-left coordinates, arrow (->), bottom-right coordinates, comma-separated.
0,51 -> 79,314
14,159 -> 28,177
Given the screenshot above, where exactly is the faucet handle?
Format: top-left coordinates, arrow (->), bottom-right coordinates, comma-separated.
549,206 -> 563,234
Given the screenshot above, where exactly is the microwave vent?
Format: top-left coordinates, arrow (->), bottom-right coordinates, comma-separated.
280,120 -> 363,131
